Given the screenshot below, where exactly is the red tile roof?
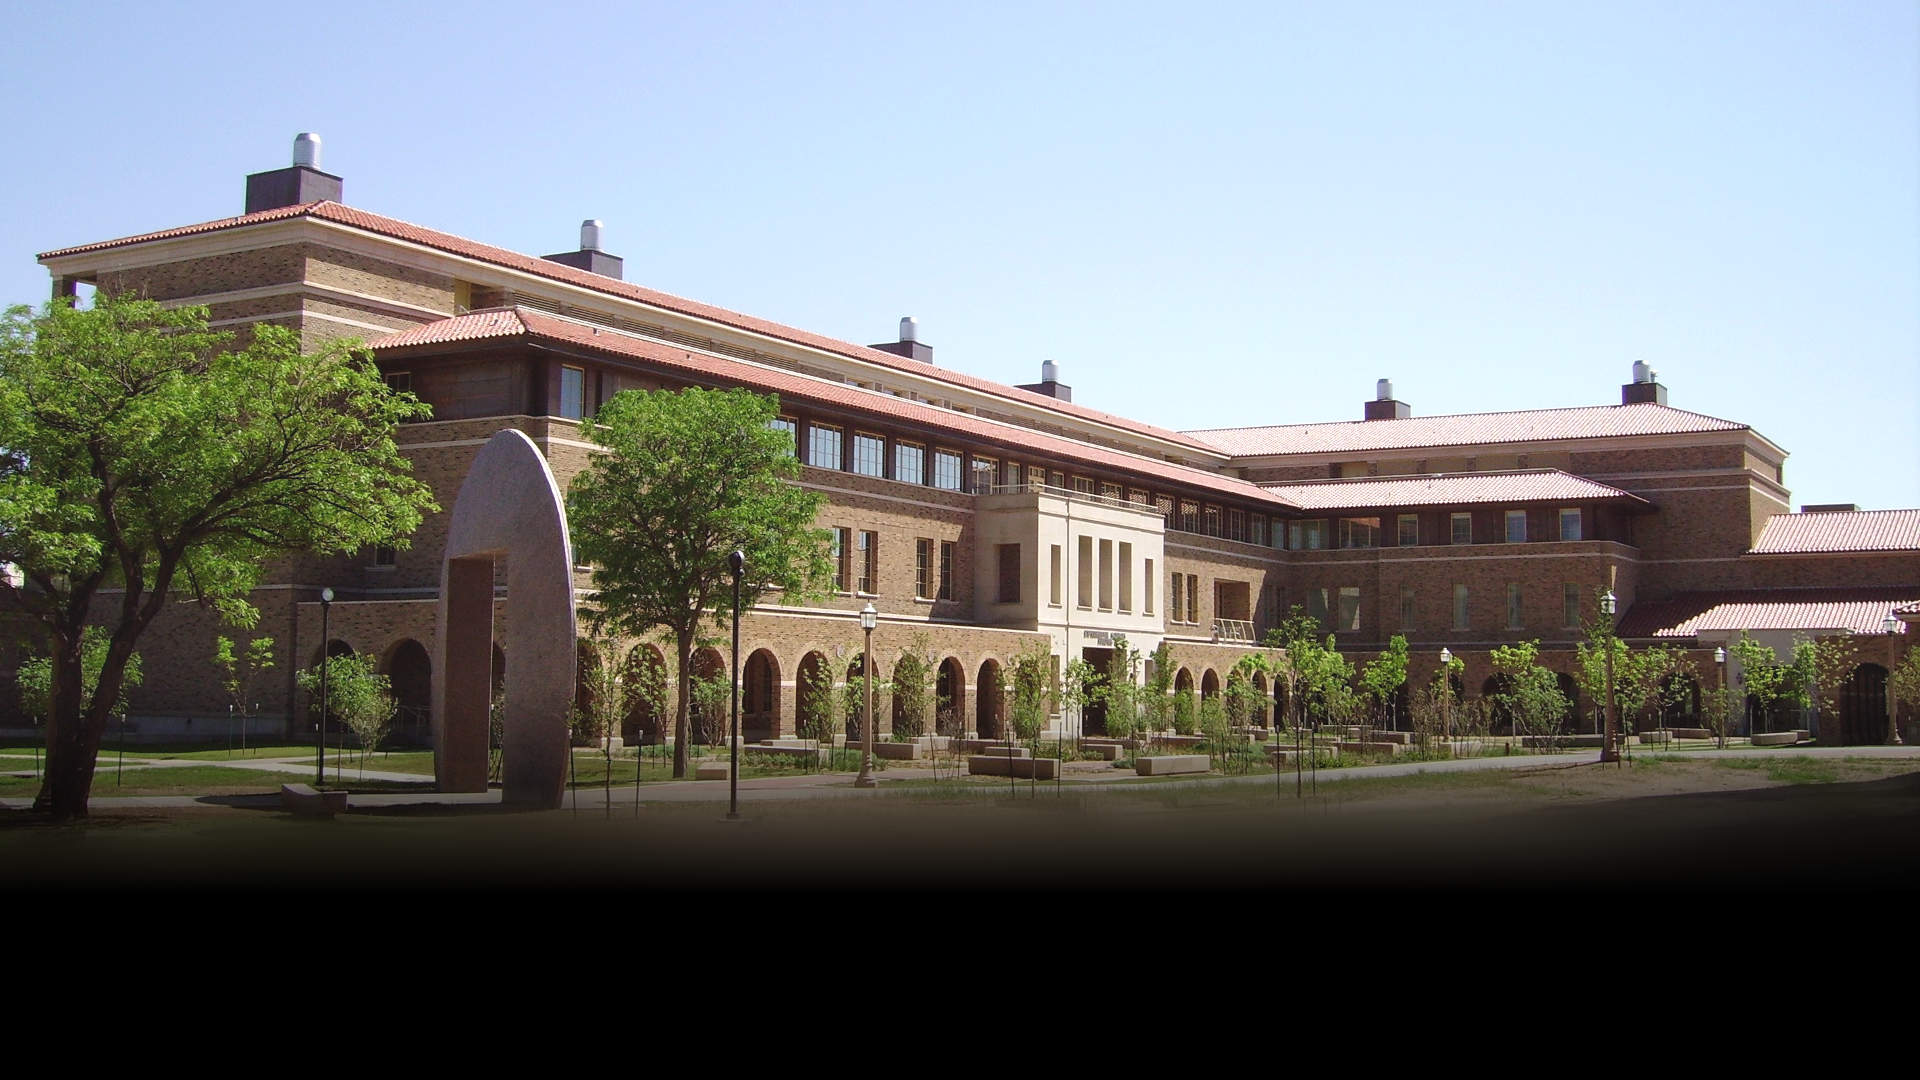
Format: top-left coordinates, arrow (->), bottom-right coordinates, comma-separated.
1617,588 -> 1918,639
1184,402 -> 1748,457
1748,509 -> 1920,555
368,309 -> 1298,510
41,202 -> 1221,457
1258,469 -> 1648,512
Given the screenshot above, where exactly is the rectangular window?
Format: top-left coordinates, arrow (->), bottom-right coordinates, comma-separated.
1156,494 -> 1175,527
1227,508 -> 1246,542
1559,508 -> 1583,541
894,441 -> 924,485
1101,482 -> 1124,504
1179,501 -> 1199,534
1250,514 -> 1267,548
1505,509 -> 1528,543
1506,583 -> 1523,628
1098,539 -> 1114,610
972,456 -> 998,493
1077,535 -> 1094,609
1338,518 -> 1379,549
1118,542 -> 1133,612
1005,462 -> 1023,487
1564,583 -> 1582,628
1289,520 -> 1325,550
1049,470 -> 1066,490
1399,586 -> 1416,631
915,539 -> 932,599
1453,584 -> 1470,629
1451,513 -> 1473,545
1130,489 -> 1152,507
1337,587 -> 1361,632
833,528 -> 851,591
1187,574 -> 1199,624
997,544 -> 1021,603
932,449 -> 963,490
1072,476 -> 1095,496
1170,574 -> 1183,623
558,365 -> 585,420
1398,514 -> 1419,547
769,417 -> 797,455
852,433 -> 885,477
1049,545 -> 1063,606
383,370 -> 412,393
373,545 -> 397,568
1143,558 -> 1154,615
1202,505 -> 1221,538
809,424 -> 844,470
858,531 -> 877,594
1306,587 -> 1329,629
938,541 -> 955,600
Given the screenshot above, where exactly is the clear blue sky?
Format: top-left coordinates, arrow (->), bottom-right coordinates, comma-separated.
4,1 -> 1914,510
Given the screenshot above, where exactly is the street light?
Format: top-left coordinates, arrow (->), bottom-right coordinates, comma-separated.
1439,647 -> 1453,747
854,603 -> 878,788
1714,646 -> 1727,749
1600,590 -> 1619,764
316,587 -> 333,785
727,549 -> 745,819
1884,614 -> 1904,746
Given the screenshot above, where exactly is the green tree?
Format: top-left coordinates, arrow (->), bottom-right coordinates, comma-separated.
1059,656 -> 1100,743
1890,644 -> 1920,742
1359,635 -> 1410,729
1729,632 -> 1792,734
17,627 -> 142,725
1100,639 -> 1143,746
295,653 -> 396,779
0,296 -> 435,818
1004,640 -> 1054,743
889,635 -> 937,741
566,387 -> 833,778
1488,640 -> 1572,748
1142,641 -> 1175,734
213,633 -> 275,750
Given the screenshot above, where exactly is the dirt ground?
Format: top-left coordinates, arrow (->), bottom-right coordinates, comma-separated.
7,755 -> 1919,891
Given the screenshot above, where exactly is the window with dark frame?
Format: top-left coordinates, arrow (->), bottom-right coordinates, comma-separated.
915,538 -> 932,599
858,531 -> 877,593
558,365 -> 585,420
895,441 -> 924,485
1398,514 -> 1419,546
938,541 -> 955,600
809,424 -> 844,471
933,449 -> 963,490
852,432 -> 885,477
1451,513 -> 1473,545
833,528 -> 851,591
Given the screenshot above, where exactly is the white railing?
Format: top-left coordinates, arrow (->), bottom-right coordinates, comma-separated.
984,482 -> 1155,513
1212,618 -> 1256,643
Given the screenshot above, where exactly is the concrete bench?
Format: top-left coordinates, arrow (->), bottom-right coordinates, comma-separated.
1668,728 -> 1713,740
1751,732 -> 1800,746
976,745 -> 1031,758
1146,735 -> 1206,750
1337,741 -> 1402,756
280,783 -> 348,817
1368,731 -> 1414,745
872,741 -> 924,761
967,755 -> 1060,779
694,759 -> 734,780
1134,755 -> 1210,776
1082,743 -> 1125,761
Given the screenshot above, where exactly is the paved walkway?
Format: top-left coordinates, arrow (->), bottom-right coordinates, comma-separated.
9,742 -> 1915,813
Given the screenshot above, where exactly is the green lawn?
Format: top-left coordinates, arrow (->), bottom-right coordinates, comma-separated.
0,766 -> 434,799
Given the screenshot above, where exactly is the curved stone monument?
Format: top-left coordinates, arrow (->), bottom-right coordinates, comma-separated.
431,429 -> 576,807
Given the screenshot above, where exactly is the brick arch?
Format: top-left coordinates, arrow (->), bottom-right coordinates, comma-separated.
976,658 -> 1004,739
795,650 -> 833,741
845,652 -> 886,741
379,638 -> 432,744
622,643 -> 667,745
1200,669 -> 1220,699
1174,668 -> 1194,695
743,648 -> 780,742
937,656 -> 967,737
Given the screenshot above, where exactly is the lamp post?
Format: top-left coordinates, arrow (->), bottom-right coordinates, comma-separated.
727,549 -> 745,820
1714,646 -> 1727,750
1885,614 -> 1904,746
855,604 -> 878,788
1439,647 -> 1453,748
1600,590 -> 1619,764
316,587 -> 333,785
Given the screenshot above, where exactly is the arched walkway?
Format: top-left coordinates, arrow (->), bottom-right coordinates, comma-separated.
1482,674 -> 1516,735
844,654 -> 884,741
977,659 -> 1004,739
1200,669 -> 1220,700
936,657 -> 966,737
1174,668 -> 1193,695
691,646 -> 727,745
796,651 -> 832,742
573,638 -> 601,741
381,639 -> 432,745
1840,663 -> 1890,745
1251,673 -> 1269,726
743,649 -> 779,743
1556,673 -> 1580,733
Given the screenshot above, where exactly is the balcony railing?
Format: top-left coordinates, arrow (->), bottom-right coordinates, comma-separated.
1212,618 -> 1256,643
985,482 -> 1155,513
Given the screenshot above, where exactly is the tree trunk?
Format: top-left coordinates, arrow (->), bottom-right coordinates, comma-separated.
672,630 -> 692,779
34,634 -> 104,821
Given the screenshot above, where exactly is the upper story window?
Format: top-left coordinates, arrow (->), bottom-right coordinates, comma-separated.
1073,476 -> 1096,496
1398,514 -> 1419,547
1451,513 -> 1473,545
769,417 -> 796,455
1130,489 -> 1152,508
558,365 -> 585,420
1505,509 -> 1528,543
1289,520 -> 1325,551
1157,494 -> 1176,527
1226,508 -> 1246,543
383,370 -> 412,394
1452,584 -> 1470,629
808,424 -> 844,470
933,449 -> 963,490
1005,462 -> 1023,487
972,456 -> 999,494
939,540 -> 955,600
1202,505 -> 1221,537
852,432 -> 885,478
1337,517 -> 1379,549
895,441 -> 924,485
1101,482 -> 1124,503
1559,508 -> 1583,541
1179,501 -> 1199,534
1249,514 -> 1267,548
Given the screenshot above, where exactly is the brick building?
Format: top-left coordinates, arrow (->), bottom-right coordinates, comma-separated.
11,138 -> 1917,745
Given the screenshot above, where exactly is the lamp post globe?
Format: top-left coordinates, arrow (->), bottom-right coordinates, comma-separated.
855,604 -> 878,788
1438,648 -> 1453,744
727,549 -> 745,819
1600,590 -> 1619,763
1714,646 -> 1727,748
